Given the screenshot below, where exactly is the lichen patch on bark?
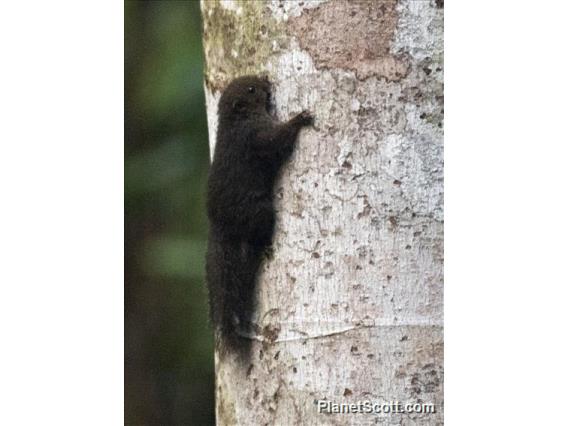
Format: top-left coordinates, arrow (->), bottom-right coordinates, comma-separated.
288,0 -> 409,81
201,0 -> 288,91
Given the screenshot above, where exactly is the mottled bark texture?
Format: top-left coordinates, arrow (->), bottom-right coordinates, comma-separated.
201,1 -> 443,425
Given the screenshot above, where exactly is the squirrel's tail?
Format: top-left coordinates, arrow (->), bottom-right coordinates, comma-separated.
205,231 -> 263,359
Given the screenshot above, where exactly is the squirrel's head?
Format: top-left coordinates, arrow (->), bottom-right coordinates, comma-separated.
219,75 -> 272,117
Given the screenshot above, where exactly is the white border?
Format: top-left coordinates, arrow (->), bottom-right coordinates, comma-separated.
446,1 -> 568,424
0,3 -> 123,424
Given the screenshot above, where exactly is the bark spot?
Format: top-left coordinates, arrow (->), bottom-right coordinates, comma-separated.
388,216 -> 398,229
262,324 -> 281,343
409,365 -> 442,397
357,198 -> 372,219
288,0 -> 409,81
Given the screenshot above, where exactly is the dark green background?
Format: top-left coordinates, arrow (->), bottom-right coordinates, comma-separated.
125,1 -> 214,424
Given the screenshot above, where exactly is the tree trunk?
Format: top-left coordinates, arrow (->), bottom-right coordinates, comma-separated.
201,1 -> 443,424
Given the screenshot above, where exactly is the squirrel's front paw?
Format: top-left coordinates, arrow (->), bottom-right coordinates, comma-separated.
295,110 -> 314,127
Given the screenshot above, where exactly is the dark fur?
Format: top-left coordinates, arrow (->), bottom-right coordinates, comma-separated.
205,76 -> 313,357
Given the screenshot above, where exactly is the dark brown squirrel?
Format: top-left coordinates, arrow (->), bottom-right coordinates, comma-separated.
205,75 -> 314,357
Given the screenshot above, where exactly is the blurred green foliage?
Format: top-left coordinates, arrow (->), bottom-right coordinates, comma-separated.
125,1 -> 213,424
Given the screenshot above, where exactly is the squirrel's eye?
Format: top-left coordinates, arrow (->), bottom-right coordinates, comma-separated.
247,86 -> 256,94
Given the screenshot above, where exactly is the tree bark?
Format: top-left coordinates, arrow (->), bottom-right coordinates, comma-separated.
201,1 -> 443,424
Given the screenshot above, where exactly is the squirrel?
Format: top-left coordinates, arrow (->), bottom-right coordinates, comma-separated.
205,75 -> 314,358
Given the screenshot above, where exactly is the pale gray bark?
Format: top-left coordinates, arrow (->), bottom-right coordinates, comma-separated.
201,1 -> 443,424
